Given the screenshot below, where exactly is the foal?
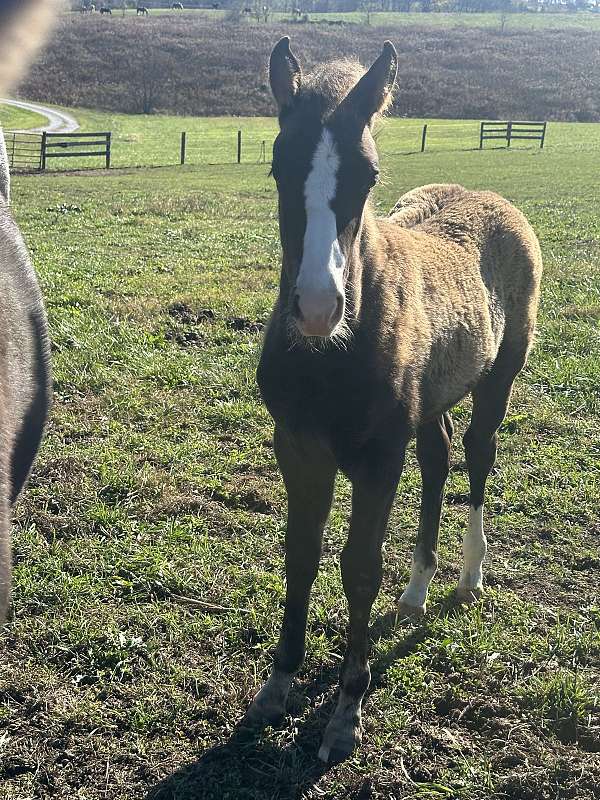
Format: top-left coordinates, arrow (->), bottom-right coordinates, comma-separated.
248,38 -> 542,761
0,0 -> 54,620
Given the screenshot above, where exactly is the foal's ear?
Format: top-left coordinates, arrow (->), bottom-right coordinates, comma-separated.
269,36 -> 302,115
342,41 -> 398,126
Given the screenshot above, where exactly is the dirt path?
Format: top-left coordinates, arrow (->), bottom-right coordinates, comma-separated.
0,98 -> 79,133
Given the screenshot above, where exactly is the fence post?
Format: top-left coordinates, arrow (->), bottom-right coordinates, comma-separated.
237,130 -> 242,164
540,121 -> 547,150
105,132 -> 111,169
479,121 -> 484,150
180,131 -> 186,165
40,131 -> 47,170
420,124 -> 428,153
506,120 -> 512,148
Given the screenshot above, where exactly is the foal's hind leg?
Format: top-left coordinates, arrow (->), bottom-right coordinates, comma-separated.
398,413 -> 453,618
458,344 -> 526,602
246,427 -> 336,724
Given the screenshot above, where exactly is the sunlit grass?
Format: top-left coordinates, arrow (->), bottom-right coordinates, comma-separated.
0,116 -> 598,799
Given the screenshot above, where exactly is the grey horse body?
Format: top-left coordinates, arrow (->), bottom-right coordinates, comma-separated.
0,129 -> 52,618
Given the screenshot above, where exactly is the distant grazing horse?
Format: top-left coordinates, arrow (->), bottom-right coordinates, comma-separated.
136,5 -> 149,14
99,5 -> 111,13
0,0 -> 53,622
246,38 -> 542,761
172,2 -> 184,7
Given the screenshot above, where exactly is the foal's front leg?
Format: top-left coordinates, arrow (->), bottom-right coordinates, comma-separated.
319,449 -> 405,762
246,427 -> 336,725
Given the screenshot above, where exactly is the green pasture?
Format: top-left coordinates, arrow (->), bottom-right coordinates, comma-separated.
283,8 -> 600,28
9,104 -> 600,170
70,6 -> 600,30
286,8 -> 600,28
0,110 -> 598,799
0,103 -> 46,132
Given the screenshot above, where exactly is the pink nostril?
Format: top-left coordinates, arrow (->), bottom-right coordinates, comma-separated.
293,291 -> 343,336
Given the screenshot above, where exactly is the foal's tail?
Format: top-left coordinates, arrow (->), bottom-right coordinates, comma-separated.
388,183 -> 468,229
0,0 -> 58,96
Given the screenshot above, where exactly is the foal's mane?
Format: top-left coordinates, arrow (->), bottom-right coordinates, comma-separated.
291,56 -> 395,128
295,59 -> 366,120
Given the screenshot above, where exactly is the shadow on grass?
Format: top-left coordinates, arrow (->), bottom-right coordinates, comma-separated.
145,605 -> 445,800
146,718 -> 332,800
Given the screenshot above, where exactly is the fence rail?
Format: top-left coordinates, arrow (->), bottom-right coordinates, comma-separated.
41,131 -> 111,169
4,132 -> 43,171
480,120 -> 547,149
4,120 -> 551,173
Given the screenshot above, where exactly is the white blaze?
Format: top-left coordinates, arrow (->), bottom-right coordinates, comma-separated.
296,128 -> 345,325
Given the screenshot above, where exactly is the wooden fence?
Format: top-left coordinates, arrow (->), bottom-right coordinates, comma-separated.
179,129 -> 267,165
41,132 -> 111,169
480,120 -> 547,149
3,122 -> 551,173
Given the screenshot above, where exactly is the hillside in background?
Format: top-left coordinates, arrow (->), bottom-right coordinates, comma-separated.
19,14 -> 600,121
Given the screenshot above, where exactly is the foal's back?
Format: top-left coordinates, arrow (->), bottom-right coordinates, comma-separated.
388,182 -> 542,335
382,183 -> 542,419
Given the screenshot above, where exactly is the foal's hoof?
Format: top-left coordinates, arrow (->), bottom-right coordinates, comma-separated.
243,689 -> 286,727
455,586 -> 483,605
318,715 -> 362,763
397,600 -> 426,620
243,670 -> 292,727
243,698 -> 285,728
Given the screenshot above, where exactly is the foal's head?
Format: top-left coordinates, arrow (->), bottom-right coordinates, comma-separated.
269,38 -> 397,342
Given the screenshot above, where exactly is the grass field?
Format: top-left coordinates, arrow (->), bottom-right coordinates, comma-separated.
0,103 -> 47,132
71,7 -> 600,30
0,111 -> 599,799
8,104 -> 600,170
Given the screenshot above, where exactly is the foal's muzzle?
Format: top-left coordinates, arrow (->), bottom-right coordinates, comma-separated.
292,289 -> 345,338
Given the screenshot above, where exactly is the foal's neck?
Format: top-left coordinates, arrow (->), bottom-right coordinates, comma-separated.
345,202 -> 381,331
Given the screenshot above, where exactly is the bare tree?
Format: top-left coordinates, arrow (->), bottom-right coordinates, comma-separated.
119,45 -> 173,114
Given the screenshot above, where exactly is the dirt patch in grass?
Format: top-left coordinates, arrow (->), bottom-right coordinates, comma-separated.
164,304 -> 264,345
225,316 -> 266,334
164,328 -> 206,348
207,486 -> 275,515
167,303 -> 216,325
